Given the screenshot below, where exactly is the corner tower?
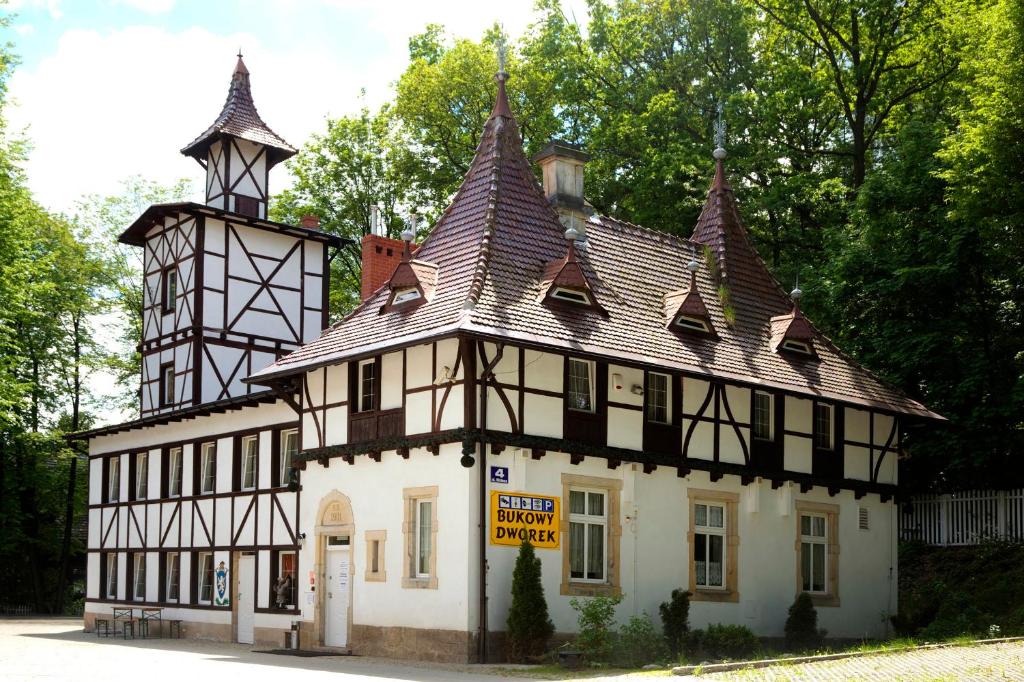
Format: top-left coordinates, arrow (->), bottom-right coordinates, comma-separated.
180,54 -> 296,220
121,55 -> 343,418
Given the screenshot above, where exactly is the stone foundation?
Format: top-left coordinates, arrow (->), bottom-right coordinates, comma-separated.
349,624 -> 476,663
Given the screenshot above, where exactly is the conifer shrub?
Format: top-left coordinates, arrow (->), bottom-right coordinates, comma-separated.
659,588 -> 691,656
785,592 -> 824,651
505,539 -> 554,662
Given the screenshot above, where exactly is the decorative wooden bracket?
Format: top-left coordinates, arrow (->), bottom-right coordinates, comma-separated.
710,471 -> 723,482
642,462 -> 656,474
368,451 -> 381,463
800,482 -> 812,494
491,443 -> 505,456
397,446 -> 410,460
570,453 -> 585,465
428,444 -> 440,456
531,448 -> 545,460
827,486 -> 839,497
880,493 -> 892,503
342,454 -> 355,466
318,455 -> 329,469
607,459 -> 621,470
741,475 -> 755,486
295,459 -> 307,471
676,466 -> 691,478
854,489 -> 866,500
771,479 -> 783,490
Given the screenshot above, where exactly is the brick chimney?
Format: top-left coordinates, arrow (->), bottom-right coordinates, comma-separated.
361,234 -> 417,300
300,214 -> 321,229
533,140 -> 593,237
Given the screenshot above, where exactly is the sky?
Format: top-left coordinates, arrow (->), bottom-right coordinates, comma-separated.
4,0 -> 589,215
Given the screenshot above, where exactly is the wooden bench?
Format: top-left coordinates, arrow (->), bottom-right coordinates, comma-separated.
112,608 -> 136,639
138,608 -> 163,638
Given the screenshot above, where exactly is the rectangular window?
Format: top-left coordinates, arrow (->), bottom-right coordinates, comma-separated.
134,452 -> 148,500
240,435 -> 257,490
279,429 -> 298,487
108,457 -> 120,502
166,553 -> 180,602
814,403 -> 833,450
160,364 -> 175,407
371,540 -> 380,573
567,358 -> 595,413
197,552 -> 214,604
365,529 -> 387,583
162,268 -> 177,314
402,487 -> 437,588
569,489 -> 607,582
694,502 -> 726,589
800,513 -> 828,593
199,442 -> 216,494
272,551 -> 297,609
753,391 -> 773,440
168,447 -> 183,496
105,554 -> 118,599
132,553 -> 146,601
646,372 -> 671,424
416,500 -> 432,578
359,360 -> 376,412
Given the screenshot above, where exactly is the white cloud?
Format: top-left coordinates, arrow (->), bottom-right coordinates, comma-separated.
7,0 -> 63,20
8,24 -> 391,213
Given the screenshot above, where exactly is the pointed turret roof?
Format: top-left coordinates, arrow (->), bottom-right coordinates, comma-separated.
181,55 -> 296,167
247,73 -> 940,421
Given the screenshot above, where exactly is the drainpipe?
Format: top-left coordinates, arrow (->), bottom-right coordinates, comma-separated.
477,341 -> 504,663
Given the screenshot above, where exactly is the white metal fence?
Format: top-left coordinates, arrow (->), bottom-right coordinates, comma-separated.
900,489 -> 1024,545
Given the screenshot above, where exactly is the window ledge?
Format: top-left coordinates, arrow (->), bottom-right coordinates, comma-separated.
365,572 -> 386,583
560,582 -> 621,598
691,588 -> 739,603
809,593 -> 840,608
401,577 -> 437,590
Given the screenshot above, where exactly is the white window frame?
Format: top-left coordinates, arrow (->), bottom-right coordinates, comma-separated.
240,435 -> 258,491
675,314 -> 711,333
105,553 -> 117,599
277,551 -> 297,608
551,287 -> 591,305
359,359 -> 376,413
415,499 -> 433,579
646,372 -> 671,424
392,287 -> 421,305
162,268 -> 177,313
568,488 -> 608,584
168,447 -> 183,496
162,365 -> 175,406
132,553 -> 146,602
108,457 -> 120,502
200,442 -> 216,495
566,358 -> 596,413
753,391 -> 774,441
782,339 -> 813,354
135,452 -> 148,500
814,403 -> 834,450
693,501 -> 727,590
166,553 -> 180,602
197,552 -> 214,604
279,429 -> 298,486
800,512 -> 828,594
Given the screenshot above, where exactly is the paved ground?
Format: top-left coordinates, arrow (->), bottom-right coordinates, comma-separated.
698,640 -> 1024,681
3,619 -> 1024,681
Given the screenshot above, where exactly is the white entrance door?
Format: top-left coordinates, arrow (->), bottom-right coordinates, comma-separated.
325,536 -> 351,648
237,554 -> 255,645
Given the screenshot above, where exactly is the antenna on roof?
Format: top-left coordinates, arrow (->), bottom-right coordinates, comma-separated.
713,99 -> 727,160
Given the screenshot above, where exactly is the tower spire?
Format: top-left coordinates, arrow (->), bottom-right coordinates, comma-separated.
491,31 -> 512,119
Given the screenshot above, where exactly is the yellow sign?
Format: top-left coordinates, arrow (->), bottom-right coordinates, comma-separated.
490,491 -> 560,549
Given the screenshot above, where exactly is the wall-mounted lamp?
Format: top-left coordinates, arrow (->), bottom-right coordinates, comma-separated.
612,373 -> 624,391
434,366 -> 454,385
298,532 -> 307,549
630,384 -> 644,396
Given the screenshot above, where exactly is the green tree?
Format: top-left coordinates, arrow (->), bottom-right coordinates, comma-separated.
506,539 -> 554,661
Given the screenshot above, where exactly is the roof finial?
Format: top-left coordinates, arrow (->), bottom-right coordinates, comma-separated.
791,273 -> 803,307
237,47 -> 243,60
713,99 -> 727,160
496,28 -> 508,78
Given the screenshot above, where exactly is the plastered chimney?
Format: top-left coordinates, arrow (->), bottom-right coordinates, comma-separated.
533,140 -> 593,237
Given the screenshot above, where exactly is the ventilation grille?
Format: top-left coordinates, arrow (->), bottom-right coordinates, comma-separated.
858,506 -> 870,531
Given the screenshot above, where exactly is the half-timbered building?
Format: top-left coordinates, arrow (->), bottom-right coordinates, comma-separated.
79,58 -> 941,662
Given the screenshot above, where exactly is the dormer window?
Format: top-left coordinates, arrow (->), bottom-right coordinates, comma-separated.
781,339 -> 813,355
550,287 -> 591,305
674,314 -> 712,334
392,287 -> 422,305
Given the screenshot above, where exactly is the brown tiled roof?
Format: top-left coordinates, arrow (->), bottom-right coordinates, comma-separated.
247,74 -> 941,420
181,56 -> 296,167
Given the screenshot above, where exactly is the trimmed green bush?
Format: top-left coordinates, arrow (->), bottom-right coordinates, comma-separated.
570,594 -> 622,663
689,623 -> 759,660
615,613 -> 667,667
659,588 -> 691,656
785,592 -> 824,651
505,539 -> 554,662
